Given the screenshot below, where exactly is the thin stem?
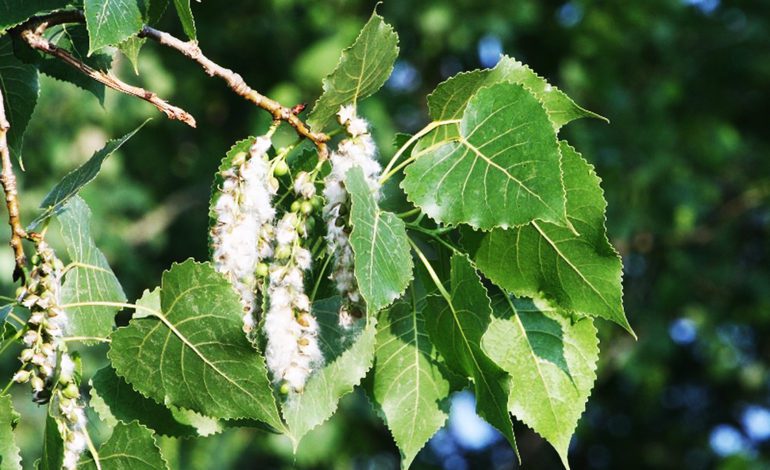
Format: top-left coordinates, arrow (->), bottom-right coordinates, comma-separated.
0,89 -> 29,282
7,312 -> 24,327
396,208 -> 420,219
18,16 -> 196,127
139,25 -> 329,157
58,301 -> 157,317
62,336 -> 111,343
0,325 -> 25,357
379,119 -> 460,184
406,223 -> 460,254
379,139 -> 457,185
310,254 -> 332,302
83,425 -> 102,470
407,237 -> 451,303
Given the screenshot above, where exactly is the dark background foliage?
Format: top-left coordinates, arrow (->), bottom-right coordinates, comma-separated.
2,0 -> 768,468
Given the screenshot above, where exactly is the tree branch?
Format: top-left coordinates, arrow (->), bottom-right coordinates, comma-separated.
0,90 -> 28,282
138,25 -> 329,157
17,16 -> 196,128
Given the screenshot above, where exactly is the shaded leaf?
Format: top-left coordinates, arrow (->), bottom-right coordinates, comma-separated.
57,196 -> 126,342
402,82 -> 567,230
84,0 -> 144,53
0,0 -> 68,32
0,395 -> 21,470
38,24 -> 111,102
307,12 -> 398,131
475,142 -> 632,333
281,297 -> 377,447
0,36 -> 39,162
108,259 -> 284,430
347,166 -> 413,314
482,295 -> 599,469
90,366 -> 200,438
370,288 -> 452,468
80,422 -> 168,470
30,119 -> 148,229
171,0 -> 196,40
37,409 -> 63,470
425,254 -> 517,451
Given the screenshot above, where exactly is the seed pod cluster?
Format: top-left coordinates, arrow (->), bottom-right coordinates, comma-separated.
322,104 -> 381,327
15,242 -> 87,470
211,136 -> 277,333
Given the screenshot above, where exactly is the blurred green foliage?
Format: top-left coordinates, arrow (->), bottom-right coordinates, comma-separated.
2,0 -> 769,468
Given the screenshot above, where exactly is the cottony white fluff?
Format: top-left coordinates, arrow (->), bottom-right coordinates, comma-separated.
322,105 -> 381,327
211,136 -> 276,332
264,212 -> 323,391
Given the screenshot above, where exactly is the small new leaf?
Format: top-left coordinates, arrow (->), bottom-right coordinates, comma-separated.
58,196 -> 127,342
109,259 -> 284,431
347,166 -> 413,314
80,422 -> 169,470
482,295 -> 599,469
475,142 -> 632,333
30,119 -> 148,229
402,82 -> 567,230
281,297 -> 377,448
307,11 -> 399,131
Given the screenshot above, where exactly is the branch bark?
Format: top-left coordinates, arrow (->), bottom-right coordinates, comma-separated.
17,16 -> 196,128
138,25 -> 329,158
0,90 -> 28,282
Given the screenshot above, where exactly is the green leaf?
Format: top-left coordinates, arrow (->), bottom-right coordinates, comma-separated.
402,82 -> 567,230
38,24 -> 111,103
80,422 -> 168,470
30,119 -> 148,229
423,56 -> 604,139
281,297 -> 377,447
0,36 -> 39,162
108,259 -> 284,431
171,0 -> 196,40
482,295 -> 599,469
425,253 -> 517,451
0,395 -> 21,470
90,366 -> 201,438
489,56 -> 607,129
0,0 -> 68,32
117,36 -> 145,75
146,0 -> 169,24
84,0 -> 144,54
307,12 -> 399,131
57,196 -> 126,342
475,142 -> 632,334
38,409 -> 63,470
370,289 -> 452,468
347,166 -> 413,314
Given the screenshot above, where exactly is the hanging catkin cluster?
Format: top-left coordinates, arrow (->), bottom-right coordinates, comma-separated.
263,179 -> 323,393
211,136 -> 276,333
15,242 -> 87,470
323,104 -> 381,327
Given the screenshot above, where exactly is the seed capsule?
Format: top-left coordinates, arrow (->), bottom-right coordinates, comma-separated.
300,201 -> 313,215
290,200 -> 301,213
279,382 -> 291,394
273,160 -> 289,177
62,383 -> 80,399
256,263 -> 269,277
